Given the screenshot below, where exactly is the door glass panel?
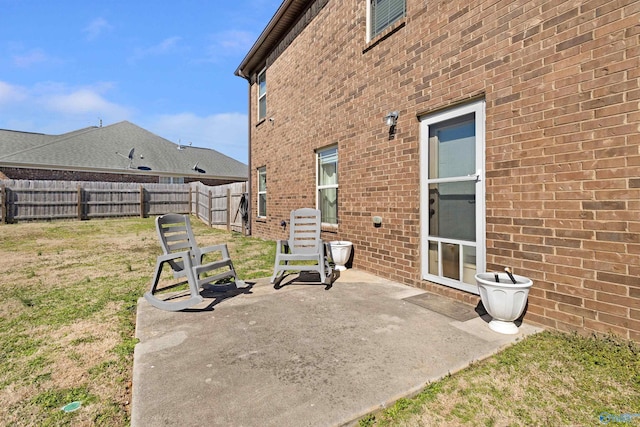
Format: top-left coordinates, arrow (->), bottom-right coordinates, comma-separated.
428,241 -> 438,276
462,245 -> 476,285
442,243 -> 459,280
428,182 -> 476,241
428,114 -> 475,179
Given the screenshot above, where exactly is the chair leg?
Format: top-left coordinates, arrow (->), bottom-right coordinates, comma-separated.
144,292 -> 204,312
228,260 -> 245,287
271,265 -> 286,285
270,253 -> 287,285
319,256 -> 327,284
322,258 -> 335,285
184,267 -> 202,299
271,272 -> 285,287
144,292 -> 204,311
144,259 -> 204,311
147,259 -> 164,295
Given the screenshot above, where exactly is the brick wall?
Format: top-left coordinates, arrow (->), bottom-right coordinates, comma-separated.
246,0 -> 640,340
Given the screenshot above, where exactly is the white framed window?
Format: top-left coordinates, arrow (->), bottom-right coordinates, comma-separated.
420,100 -> 486,294
159,176 -> 184,184
367,0 -> 406,41
257,69 -> 266,121
257,166 -> 266,217
316,146 -> 338,225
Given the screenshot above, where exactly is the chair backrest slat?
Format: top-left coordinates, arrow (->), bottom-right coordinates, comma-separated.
289,208 -> 322,254
156,214 -> 198,256
164,233 -> 189,243
167,241 -> 192,252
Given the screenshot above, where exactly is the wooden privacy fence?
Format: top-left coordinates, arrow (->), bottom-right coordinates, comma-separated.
0,179 -> 247,233
190,181 -> 247,234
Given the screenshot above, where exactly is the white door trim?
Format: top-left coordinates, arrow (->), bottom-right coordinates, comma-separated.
419,99 -> 486,294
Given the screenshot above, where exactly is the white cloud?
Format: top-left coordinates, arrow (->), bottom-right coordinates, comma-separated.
12,49 -> 49,68
145,112 -> 248,162
131,37 -> 183,61
217,30 -> 256,50
202,30 -> 256,63
0,81 -> 27,104
41,88 -> 131,118
0,80 -> 133,133
83,18 -> 113,41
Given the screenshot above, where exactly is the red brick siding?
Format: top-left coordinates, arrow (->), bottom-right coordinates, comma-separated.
247,0 -> 640,340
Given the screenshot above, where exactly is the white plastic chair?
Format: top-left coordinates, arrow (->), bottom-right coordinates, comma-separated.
145,213 -> 244,311
270,208 -> 335,286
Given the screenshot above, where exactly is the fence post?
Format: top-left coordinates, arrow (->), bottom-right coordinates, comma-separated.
140,185 -> 145,218
188,185 -> 192,215
77,184 -> 83,220
195,186 -> 199,220
208,190 -> 213,226
1,184 -> 6,224
226,188 -> 231,231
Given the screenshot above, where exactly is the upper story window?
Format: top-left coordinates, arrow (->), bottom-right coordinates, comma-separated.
159,176 -> 184,184
368,0 -> 406,40
257,69 -> 267,121
317,146 -> 338,225
257,166 -> 267,217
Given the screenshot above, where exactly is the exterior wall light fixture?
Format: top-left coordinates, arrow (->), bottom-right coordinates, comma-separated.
384,111 -> 399,127
384,111 -> 399,139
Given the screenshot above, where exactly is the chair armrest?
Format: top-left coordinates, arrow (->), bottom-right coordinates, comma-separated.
200,244 -> 231,260
156,250 -> 194,272
157,250 -> 191,263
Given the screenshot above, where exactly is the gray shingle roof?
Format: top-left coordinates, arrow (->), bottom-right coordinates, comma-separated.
0,121 -> 247,180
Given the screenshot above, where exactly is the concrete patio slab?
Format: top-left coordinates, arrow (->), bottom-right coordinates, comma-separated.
131,269 -> 542,427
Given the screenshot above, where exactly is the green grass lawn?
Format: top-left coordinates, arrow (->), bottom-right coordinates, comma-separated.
0,217 -> 274,426
0,217 -> 638,426
359,330 -> 640,426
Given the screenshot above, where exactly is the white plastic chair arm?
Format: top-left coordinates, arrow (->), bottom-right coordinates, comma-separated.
199,244 -> 231,260
157,250 -> 193,265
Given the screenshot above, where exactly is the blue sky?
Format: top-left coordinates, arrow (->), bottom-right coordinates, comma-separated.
0,0 -> 282,163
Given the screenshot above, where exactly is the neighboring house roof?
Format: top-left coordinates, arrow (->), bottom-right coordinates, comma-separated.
235,0 -> 324,79
0,121 -> 248,180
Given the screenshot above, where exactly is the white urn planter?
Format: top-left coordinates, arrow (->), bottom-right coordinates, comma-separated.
475,272 -> 533,335
329,241 -> 353,271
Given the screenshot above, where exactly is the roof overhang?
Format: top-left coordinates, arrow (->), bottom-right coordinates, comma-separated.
234,0 -> 314,79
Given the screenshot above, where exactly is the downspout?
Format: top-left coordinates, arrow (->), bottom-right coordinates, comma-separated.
238,70 -> 253,236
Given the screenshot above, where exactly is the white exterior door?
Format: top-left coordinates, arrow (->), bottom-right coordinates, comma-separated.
420,100 -> 486,294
